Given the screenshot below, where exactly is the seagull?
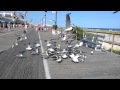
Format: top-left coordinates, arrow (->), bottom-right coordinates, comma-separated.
26,43 -> 32,51
91,51 -> 94,55
70,53 -> 79,63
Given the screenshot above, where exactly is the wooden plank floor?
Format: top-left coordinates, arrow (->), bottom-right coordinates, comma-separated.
0,29 -> 45,79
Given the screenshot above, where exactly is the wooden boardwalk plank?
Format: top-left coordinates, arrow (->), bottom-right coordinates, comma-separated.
0,29 -> 45,79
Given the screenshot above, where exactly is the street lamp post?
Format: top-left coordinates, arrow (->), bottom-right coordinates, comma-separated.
50,19 -> 55,29
44,11 -> 47,30
55,11 -> 57,30
44,14 -> 46,30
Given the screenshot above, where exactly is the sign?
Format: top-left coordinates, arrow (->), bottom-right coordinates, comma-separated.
5,14 -> 11,17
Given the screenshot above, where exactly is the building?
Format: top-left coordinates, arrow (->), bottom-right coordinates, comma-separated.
37,24 -> 52,30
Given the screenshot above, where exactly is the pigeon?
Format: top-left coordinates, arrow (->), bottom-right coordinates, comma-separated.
61,52 -> 68,59
16,51 -> 25,58
31,48 -> 39,55
24,36 -> 27,40
56,56 -> 62,63
91,51 -> 94,55
26,43 -> 32,51
47,41 -> 52,47
15,41 -> 18,46
43,51 -> 49,59
47,47 -> 55,52
85,43 -> 88,47
11,45 -> 14,48
34,42 -> 40,47
11,41 -> 18,48
52,55 -> 59,60
81,55 -> 86,62
17,36 -> 22,41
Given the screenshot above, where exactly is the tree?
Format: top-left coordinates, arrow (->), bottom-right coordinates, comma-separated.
52,25 -> 58,30
73,26 -> 83,40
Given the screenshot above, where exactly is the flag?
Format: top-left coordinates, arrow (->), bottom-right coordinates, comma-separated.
52,11 -> 57,13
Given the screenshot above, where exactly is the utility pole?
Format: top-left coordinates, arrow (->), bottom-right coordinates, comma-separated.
55,11 -> 57,30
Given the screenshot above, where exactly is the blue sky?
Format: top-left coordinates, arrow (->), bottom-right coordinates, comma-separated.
1,11 -> 120,28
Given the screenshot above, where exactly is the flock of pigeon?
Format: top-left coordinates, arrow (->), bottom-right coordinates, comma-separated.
41,30 -> 94,63
12,29 -> 94,64
11,32 -> 41,58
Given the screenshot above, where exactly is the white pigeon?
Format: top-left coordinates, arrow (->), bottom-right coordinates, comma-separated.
47,41 -> 51,47
15,41 -> 18,46
16,53 -> 24,58
62,35 -> 67,41
58,44 -> 61,49
68,45 -> 72,48
74,44 -> 79,48
48,48 -> 55,52
12,45 -> 14,48
24,36 -> 27,40
91,51 -> 94,55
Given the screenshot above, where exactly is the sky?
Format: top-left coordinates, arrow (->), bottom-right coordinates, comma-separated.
1,11 -> 120,28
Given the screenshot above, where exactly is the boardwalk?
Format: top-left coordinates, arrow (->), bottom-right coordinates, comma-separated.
1,28 -> 120,79
40,31 -> 120,79
0,29 -> 45,79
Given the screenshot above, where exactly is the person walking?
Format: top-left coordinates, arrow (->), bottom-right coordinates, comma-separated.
24,23 -> 28,32
7,23 -> 11,31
